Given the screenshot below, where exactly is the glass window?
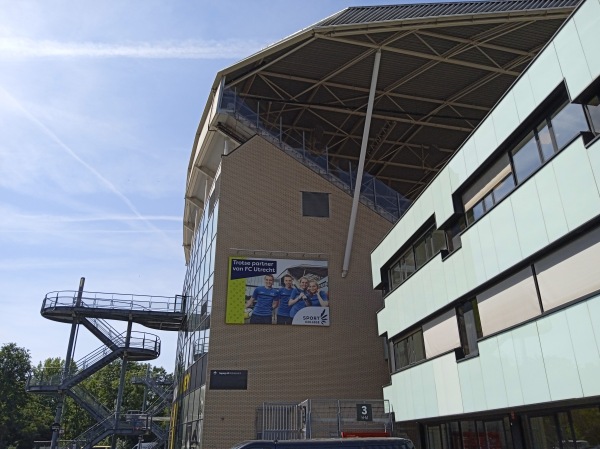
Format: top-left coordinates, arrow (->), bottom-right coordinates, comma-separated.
393,338 -> 408,370
390,263 -> 403,289
570,407 -> 600,449
457,299 -> 482,358
483,193 -> 494,213
586,94 -> 600,134
551,102 -> 589,149
414,238 -> 428,269
461,420 -> 480,449
512,132 -> 541,183
432,229 -> 447,255
483,419 -> 512,449
429,426 -> 443,449
558,412 -> 576,449
537,121 -> 556,161
492,175 -> 515,204
466,201 -> 485,225
530,415 -> 559,449
400,249 -> 416,281
392,329 -> 425,371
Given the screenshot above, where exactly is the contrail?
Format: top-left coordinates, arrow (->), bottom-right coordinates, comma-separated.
0,37 -> 267,59
0,86 -> 178,244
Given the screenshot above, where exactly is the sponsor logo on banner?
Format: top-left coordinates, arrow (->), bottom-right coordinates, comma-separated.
292,306 -> 329,326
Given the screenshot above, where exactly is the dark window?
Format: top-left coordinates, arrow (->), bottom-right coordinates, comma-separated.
392,329 -> 425,371
463,97 -> 591,227
585,93 -> 600,134
466,201 -> 485,226
302,192 -> 329,217
512,132 -> 541,183
414,238 -> 428,269
456,299 -> 482,358
388,226 -> 446,290
492,175 -> 515,204
551,102 -> 590,149
445,217 -> 466,253
537,121 -> 555,161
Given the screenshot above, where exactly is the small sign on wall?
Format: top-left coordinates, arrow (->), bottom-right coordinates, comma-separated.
356,403 -> 373,421
209,370 -> 248,390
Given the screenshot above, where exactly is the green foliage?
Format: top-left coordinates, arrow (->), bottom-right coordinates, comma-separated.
0,342 -> 170,448
0,343 -> 37,449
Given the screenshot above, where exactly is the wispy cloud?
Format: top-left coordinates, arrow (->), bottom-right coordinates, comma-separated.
0,86 -> 177,245
0,37 -> 267,59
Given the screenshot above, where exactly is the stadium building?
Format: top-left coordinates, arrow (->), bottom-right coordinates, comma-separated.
172,0 -> 600,448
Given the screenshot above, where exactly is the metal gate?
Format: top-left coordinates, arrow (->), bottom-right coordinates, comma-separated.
258,402 -> 304,440
258,399 -> 392,440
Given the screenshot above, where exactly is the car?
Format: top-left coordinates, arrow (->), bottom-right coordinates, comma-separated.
231,437 -> 415,449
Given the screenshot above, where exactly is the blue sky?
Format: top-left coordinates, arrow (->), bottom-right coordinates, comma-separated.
0,0 -> 399,370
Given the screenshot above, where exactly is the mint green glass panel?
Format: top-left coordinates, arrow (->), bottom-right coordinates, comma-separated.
474,119 -> 498,166
458,357 -> 487,413
420,361 -> 439,417
462,139 -> 479,179
587,295 -> 600,365
462,227 -> 487,288
430,257 -> 449,311
448,151 -> 468,193
497,332 -> 524,406
527,45 -> 564,105
586,139 -> 600,193
511,181 -> 549,258
552,140 -> 600,230
443,254 -> 459,304
512,323 -> 551,404
537,312 -> 583,400
566,300 -> 600,397
479,337 -> 509,409
490,199 -> 522,273
434,353 -> 463,416
476,214 -> 500,280
512,74 -> 537,124
410,363 -> 427,418
534,164 -> 569,243
553,22 -> 592,100
492,92 -> 520,147
574,0 -> 600,81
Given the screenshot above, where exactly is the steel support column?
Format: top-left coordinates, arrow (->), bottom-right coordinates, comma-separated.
342,50 -> 381,278
111,319 -> 133,449
50,277 -> 84,449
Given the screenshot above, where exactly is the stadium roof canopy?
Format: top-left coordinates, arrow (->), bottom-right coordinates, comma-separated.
184,0 -> 580,260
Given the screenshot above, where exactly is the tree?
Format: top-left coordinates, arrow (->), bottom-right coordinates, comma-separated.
0,343 -> 171,447
0,343 -> 33,449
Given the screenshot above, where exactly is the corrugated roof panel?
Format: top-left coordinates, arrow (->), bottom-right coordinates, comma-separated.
315,0 -> 580,27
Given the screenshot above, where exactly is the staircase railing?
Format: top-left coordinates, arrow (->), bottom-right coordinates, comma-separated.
69,415 -> 114,449
28,332 -> 161,391
69,384 -> 112,420
84,316 -> 126,347
42,292 -> 185,314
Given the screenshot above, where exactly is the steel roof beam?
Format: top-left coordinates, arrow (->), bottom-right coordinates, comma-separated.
261,70 -> 489,111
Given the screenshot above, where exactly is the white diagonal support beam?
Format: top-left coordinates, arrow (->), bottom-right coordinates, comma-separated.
342,49 -> 381,278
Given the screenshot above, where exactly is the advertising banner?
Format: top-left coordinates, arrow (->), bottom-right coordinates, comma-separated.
226,257 -> 329,326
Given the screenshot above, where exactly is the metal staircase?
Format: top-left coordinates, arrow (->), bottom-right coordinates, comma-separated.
27,278 -> 185,449
130,374 -> 174,447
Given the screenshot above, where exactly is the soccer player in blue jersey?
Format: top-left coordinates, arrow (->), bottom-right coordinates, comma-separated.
246,274 -> 279,324
306,280 -> 328,307
288,276 -> 310,319
276,275 -> 295,325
